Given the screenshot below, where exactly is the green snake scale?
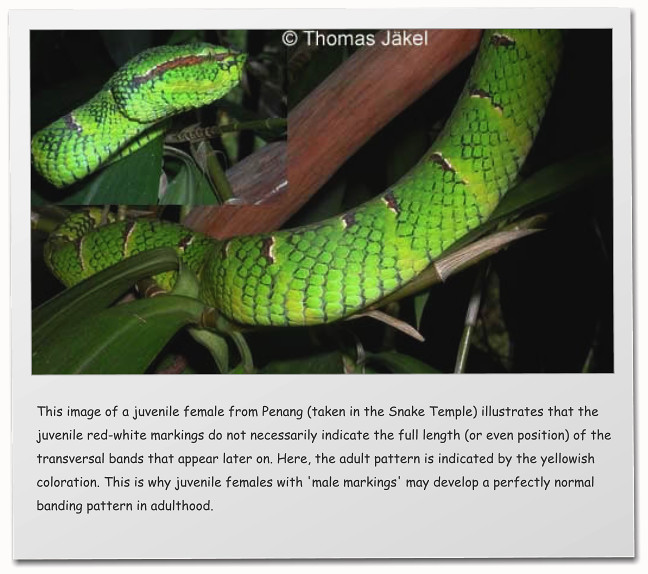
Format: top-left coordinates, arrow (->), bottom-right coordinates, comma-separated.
44,30 -> 562,328
32,43 -> 247,188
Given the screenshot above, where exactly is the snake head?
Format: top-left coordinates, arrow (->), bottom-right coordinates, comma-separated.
110,43 -> 247,123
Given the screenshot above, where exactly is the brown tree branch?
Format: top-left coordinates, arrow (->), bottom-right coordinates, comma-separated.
185,29 -> 482,239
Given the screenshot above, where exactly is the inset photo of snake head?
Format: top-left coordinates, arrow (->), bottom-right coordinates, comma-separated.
31,29 -> 613,375
30,29 -> 287,203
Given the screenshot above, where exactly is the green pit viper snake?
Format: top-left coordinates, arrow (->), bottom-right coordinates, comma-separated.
42,30 -> 562,329
32,43 -> 247,188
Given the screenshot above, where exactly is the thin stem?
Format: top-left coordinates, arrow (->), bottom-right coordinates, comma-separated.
165,118 -> 287,144
199,308 -> 255,373
454,263 -> 490,374
347,308 -> 424,342
191,141 -> 234,203
230,331 -> 254,374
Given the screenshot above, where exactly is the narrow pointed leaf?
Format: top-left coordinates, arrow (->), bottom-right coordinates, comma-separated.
33,295 -> 206,374
414,291 -> 430,331
366,351 -> 441,374
57,137 -> 164,205
32,247 -> 180,350
260,351 -> 349,374
161,148 -> 218,205
188,327 -> 230,373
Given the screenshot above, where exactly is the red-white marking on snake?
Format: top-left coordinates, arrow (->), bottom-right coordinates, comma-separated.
123,221 -> 137,257
177,234 -> 194,252
262,236 -> 277,264
382,191 -> 401,215
76,236 -> 86,272
63,113 -> 83,133
429,151 -> 457,173
491,33 -> 516,47
341,212 -> 357,229
469,88 -> 504,114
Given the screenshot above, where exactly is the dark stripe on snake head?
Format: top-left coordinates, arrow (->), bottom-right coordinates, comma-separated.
261,237 -> 276,264
490,33 -> 516,47
382,191 -> 401,215
131,52 -> 237,87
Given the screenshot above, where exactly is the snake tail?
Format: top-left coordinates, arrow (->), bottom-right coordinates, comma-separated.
31,43 -> 246,188
45,30 -> 562,329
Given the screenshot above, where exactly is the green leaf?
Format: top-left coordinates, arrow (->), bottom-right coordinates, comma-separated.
160,148 -> 218,205
33,295 -> 207,375
190,141 -> 234,203
56,137 -> 165,205
228,363 -> 250,374
188,328 -> 230,373
32,248 -> 180,351
413,291 -> 430,331
172,265 -> 229,373
437,147 -> 612,257
492,147 -> 612,223
260,351 -> 350,374
169,262 -> 201,299
365,351 -> 441,374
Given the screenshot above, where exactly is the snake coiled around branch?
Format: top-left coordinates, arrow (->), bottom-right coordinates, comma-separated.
44,30 -> 562,328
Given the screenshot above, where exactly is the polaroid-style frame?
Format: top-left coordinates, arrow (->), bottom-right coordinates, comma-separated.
11,9 -> 633,560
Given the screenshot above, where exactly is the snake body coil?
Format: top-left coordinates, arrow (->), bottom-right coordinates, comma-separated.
45,30 -> 562,327
32,43 -> 246,188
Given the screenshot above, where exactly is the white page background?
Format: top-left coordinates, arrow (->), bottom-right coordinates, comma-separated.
4,0 -> 644,572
